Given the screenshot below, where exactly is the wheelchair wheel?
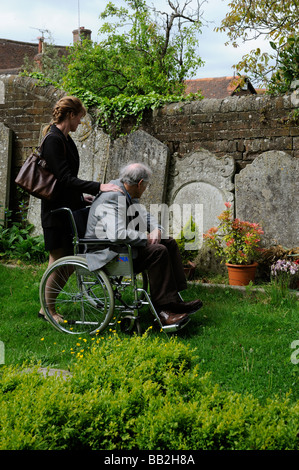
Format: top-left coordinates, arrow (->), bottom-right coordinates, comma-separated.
39,256 -> 114,335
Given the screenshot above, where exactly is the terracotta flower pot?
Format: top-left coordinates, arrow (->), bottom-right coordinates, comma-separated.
226,262 -> 258,286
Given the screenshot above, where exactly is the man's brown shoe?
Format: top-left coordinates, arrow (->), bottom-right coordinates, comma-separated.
158,311 -> 189,326
159,299 -> 203,315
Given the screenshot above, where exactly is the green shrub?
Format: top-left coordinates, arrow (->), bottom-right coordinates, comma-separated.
0,203 -> 47,263
0,334 -> 298,450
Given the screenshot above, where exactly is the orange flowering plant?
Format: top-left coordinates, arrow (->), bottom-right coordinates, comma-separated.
203,202 -> 264,265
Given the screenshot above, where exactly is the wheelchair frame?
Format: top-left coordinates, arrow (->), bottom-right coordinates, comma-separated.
39,207 -> 190,335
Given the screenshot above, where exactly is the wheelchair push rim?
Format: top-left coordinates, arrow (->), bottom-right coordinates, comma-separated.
39,256 -> 115,335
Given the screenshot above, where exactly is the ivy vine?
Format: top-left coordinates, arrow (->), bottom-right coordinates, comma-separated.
19,72 -> 203,139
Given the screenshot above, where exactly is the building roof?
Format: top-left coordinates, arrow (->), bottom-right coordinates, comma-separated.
0,30 -> 85,75
0,38 -> 39,74
185,76 -> 257,99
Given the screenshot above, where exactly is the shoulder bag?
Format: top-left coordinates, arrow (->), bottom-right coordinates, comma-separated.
15,133 -> 59,201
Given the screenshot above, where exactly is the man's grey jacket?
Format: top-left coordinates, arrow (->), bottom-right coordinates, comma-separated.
84,179 -> 161,271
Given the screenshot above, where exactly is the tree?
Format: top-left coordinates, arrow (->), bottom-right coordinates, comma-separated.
62,0 -> 205,99
217,0 -> 299,91
268,35 -> 299,95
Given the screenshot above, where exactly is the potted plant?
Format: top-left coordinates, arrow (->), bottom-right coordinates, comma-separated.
176,216 -> 199,280
203,202 -> 264,285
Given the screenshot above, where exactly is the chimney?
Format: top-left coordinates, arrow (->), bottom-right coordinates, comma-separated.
72,27 -> 92,44
34,37 -> 44,69
37,37 -> 44,54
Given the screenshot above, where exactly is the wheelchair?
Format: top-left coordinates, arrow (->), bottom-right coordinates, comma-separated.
39,207 -> 191,336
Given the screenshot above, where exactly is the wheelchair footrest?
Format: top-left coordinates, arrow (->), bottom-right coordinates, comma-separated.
161,316 -> 191,333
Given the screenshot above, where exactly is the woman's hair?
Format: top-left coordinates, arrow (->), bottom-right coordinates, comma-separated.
43,96 -> 86,135
120,162 -> 152,185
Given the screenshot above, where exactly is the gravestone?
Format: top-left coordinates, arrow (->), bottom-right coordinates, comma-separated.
235,150 -> 299,247
167,150 -> 235,235
71,116 -> 110,183
0,123 -> 12,224
27,115 -> 109,235
105,129 -> 170,209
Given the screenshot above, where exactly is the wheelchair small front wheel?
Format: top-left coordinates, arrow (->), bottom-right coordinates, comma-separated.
119,315 -> 142,336
39,256 -> 115,335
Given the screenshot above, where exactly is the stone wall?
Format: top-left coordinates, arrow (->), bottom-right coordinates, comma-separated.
0,75 -> 298,255
138,92 -> 298,170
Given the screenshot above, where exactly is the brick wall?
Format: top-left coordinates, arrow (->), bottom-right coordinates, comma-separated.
138,94 -> 298,172
0,75 -> 298,213
0,39 -> 38,72
0,38 -> 68,74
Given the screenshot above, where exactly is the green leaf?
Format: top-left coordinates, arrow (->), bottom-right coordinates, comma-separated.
269,41 -> 277,50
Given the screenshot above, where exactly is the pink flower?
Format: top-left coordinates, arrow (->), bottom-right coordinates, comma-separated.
224,202 -> 232,208
203,233 -> 215,240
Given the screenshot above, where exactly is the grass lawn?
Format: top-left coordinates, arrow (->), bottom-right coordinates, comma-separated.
0,262 -> 298,404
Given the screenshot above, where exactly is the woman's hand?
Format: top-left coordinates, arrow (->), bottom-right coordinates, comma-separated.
100,183 -> 124,193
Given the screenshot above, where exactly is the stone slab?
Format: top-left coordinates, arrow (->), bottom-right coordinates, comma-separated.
105,129 -> 170,210
235,150 -> 299,247
0,123 -> 12,224
167,149 -> 235,235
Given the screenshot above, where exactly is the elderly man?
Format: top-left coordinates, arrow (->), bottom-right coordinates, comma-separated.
85,162 -> 202,326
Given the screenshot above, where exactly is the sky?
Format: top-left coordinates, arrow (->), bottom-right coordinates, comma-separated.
0,0 -> 273,79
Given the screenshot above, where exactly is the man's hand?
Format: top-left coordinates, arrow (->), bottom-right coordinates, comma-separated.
147,228 -> 162,245
84,195 -> 94,205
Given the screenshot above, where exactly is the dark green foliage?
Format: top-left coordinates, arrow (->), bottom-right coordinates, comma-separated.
0,203 -> 47,263
0,334 -> 298,450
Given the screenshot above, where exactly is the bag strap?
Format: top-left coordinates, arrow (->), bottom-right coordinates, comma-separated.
38,132 -> 66,156
36,134 -> 50,154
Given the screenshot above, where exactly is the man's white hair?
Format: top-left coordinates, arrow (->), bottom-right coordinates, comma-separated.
120,162 -> 152,185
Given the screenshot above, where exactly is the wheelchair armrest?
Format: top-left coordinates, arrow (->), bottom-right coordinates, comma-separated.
80,238 -> 116,244
50,208 -> 133,253
80,238 -> 132,250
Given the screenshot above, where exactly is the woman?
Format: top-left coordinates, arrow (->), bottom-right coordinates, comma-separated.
39,95 -> 119,323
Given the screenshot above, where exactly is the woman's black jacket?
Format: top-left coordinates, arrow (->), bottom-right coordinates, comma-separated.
41,124 -> 100,228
